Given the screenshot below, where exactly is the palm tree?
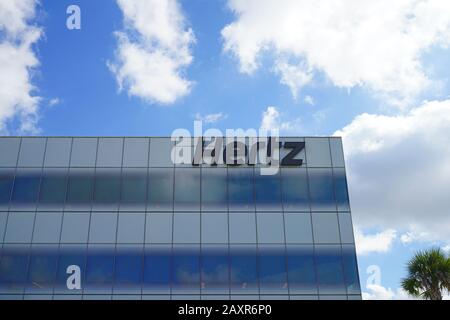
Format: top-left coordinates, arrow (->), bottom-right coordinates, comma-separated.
401,248 -> 450,300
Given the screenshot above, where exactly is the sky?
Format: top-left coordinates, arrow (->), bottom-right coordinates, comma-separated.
1,0 -> 450,299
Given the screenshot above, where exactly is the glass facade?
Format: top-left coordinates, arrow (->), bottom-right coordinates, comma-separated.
0,137 -> 361,300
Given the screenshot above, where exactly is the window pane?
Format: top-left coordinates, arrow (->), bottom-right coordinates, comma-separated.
0,138 -> 20,167
38,168 -> 67,211
60,213 -> 90,244
54,244 -> 85,294
89,212 -> 117,244
26,245 -> 58,294
315,245 -> 345,294
287,245 -> 317,294
148,168 -> 173,211
201,245 -> 229,294
32,212 -> 63,244
257,213 -> 284,244
0,212 -> 7,241
92,168 -> 121,211
330,138 -> 345,167
65,168 -> 94,211
44,138 -> 71,167
342,245 -> 360,295
120,168 -> 147,211
308,168 -> 335,211
70,138 -> 97,167
229,212 -> 256,244
174,168 -> 200,211
114,245 -> 143,294
117,213 -> 145,244
10,169 -> 41,211
172,245 -> 200,294
281,168 -> 309,211
228,168 -> 254,211
334,168 -> 350,211
338,213 -> 354,244
230,245 -> 258,294
0,169 -> 14,210
145,213 -> 172,244
123,138 -> 149,167
173,213 -> 200,244
18,138 -> 46,167
85,245 -> 115,294
305,138 -> 331,167
201,213 -> 228,244
285,213 -> 313,244
149,138 -> 174,167
201,168 -> 227,211
97,138 -> 123,167
4,212 -> 35,243
143,245 -> 171,294
254,172 -> 281,211
312,213 -> 340,244
0,245 -> 30,294
258,245 -> 288,294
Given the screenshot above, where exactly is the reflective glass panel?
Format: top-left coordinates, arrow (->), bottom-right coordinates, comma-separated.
147,168 -> 173,211
114,245 -> 143,294
0,245 -> 29,294
308,168 -> 335,211
286,245 -> 317,294
315,245 -> 345,294
230,245 -> 258,294
85,245 -> 115,294
92,168 -> 121,211
172,245 -> 200,294
281,168 -> 309,211
0,169 -> 14,210
26,245 -> 58,294
32,212 -> 63,244
174,168 -> 200,211
258,245 -> 288,294
65,169 -> 94,211
334,168 -> 350,211
38,168 -> 67,211
228,168 -> 254,211
120,168 -> 147,211
254,172 -> 282,211
54,245 -> 85,294
201,245 -> 229,294
201,168 -> 227,211
342,245 -> 360,294
10,169 -> 41,211
143,245 -> 171,294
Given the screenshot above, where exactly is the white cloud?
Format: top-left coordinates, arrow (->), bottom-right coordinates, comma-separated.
304,95 -> 315,106
443,245 -> 450,254
260,106 -> 301,132
222,0 -> 450,106
109,0 -> 195,105
336,99 -> 450,243
363,284 -> 416,300
0,0 -> 42,134
354,227 -> 397,256
195,112 -> 228,124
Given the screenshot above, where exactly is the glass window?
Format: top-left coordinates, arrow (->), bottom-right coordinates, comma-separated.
148,168 -> 173,211
85,245 -> 115,294
305,138 -> 331,167
123,138 -> 150,167
149,138 -> 174,167
0,138 -> 20,167
0,169 -> 14,210
286,245 -> 317,294
143,245 -> 171,294
315,245 -> 345,294
65,168 -> 94,211
120,168 -> 147,211
330,138 -> 345,167
230,245 -> 258,294
117,213 -> 145,244
285,213 -> 313,244
174,168 -> 200,211
60,212 -> 90,244
342,245 -> 360,294
4,212 -> 35,243
89,212 -> 117,244
38,168 -> 67,211
254,172 -> 282,211
228,168 -> 254,211
92,168 -> 121,211
339,213 -> 354,244
70,138 -> 97,167
334,168 -> 350,211
312,213 -> 340,244
26,245 -> 58,294
173,213 -> 200,244
0,212 -> 7,241
145,213 -> 172,244
257,213 -> 285,244
201,168 -> 227,211
0,245 -> 30,294
229,212 -> 256,244
201,245 -> 229,294
201,213 -> 228,244
258,245 -> 288,294
114,245 -> 143,294
54,244 -> 85,294
32,212 -> 63,244
18,138 -> 46,167
308,168 -> 335,211
172,245 -> 200,294
44,138 -> 72,167
97,138 -> 123,167
281,168 -> 309,211
10,169 -> 41,211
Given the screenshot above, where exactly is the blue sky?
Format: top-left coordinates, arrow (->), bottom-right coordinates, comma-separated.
1,0 -> 450,299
